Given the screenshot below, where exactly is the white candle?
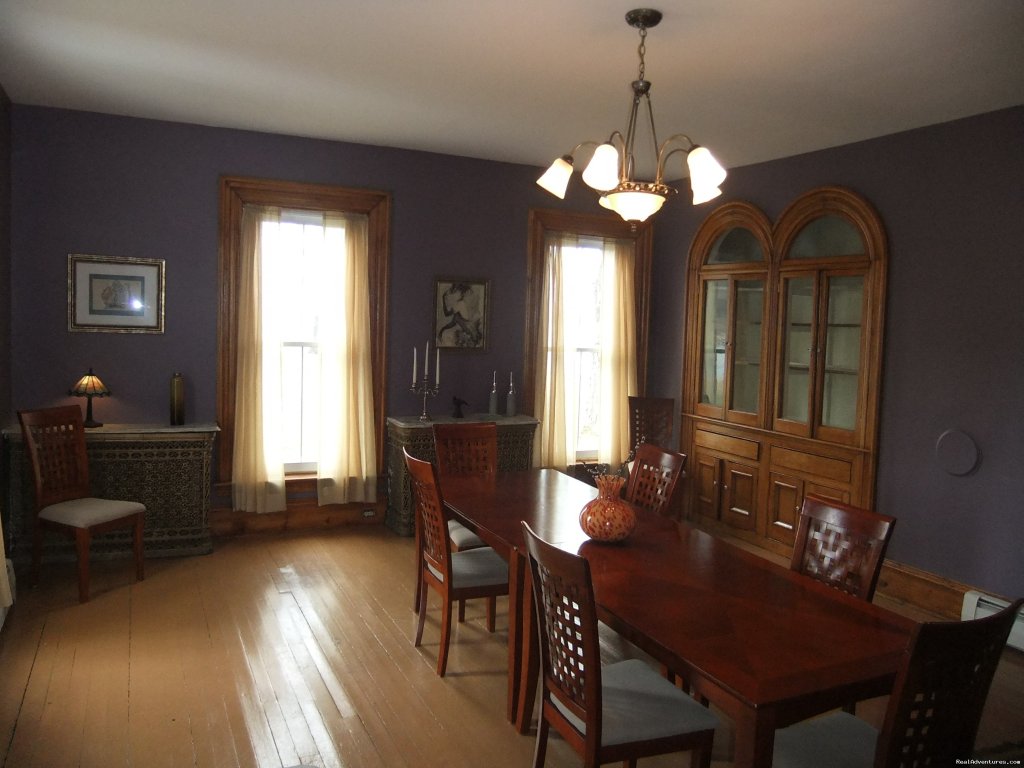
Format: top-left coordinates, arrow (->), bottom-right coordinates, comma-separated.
492,370 -> 496,387
412,347 -> 417,385
509,371 -> 513,386
425,341 -> 430,377
435,347 -> 440,387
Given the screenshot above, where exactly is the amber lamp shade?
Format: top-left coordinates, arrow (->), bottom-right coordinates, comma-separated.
69,367 -> 111,428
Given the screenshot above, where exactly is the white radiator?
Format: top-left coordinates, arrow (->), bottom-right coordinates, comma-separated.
961,590 -> 1024,652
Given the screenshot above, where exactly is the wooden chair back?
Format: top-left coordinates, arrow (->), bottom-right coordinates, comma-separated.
789,495 -> 895,601
19,405 -> 93,511
432,422 -> 497,477
404,449 -> 452,577
627,396 -> 674,457
521,521 -> 602,755
623,443 -> 687,517
876,597 -> 1023,766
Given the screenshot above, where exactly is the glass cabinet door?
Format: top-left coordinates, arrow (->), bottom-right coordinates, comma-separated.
779,275 -> 815,426
730,279 -> 764,415
821,274 -> 864,431
699,277 -> 765,422
700,279 -> 729,409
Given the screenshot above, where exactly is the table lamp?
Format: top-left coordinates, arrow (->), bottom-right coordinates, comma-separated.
69,367 -> 110,428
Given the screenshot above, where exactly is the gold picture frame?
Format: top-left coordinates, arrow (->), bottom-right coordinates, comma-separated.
68,254 -> 166,333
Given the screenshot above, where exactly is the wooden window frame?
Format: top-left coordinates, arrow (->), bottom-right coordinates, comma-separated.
217,176 -> 391,485
521,208 -> 653,418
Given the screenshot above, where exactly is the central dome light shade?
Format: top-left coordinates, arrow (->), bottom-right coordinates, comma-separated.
603,190 -> 666,222
535,8 -> 726,223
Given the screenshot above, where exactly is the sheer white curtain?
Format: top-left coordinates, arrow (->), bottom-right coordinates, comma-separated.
232,206 -> 376,513
534,234 -> 571,468
533,233 -> 637,469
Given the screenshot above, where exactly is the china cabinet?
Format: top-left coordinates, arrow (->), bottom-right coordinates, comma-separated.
681,187 -> 886,555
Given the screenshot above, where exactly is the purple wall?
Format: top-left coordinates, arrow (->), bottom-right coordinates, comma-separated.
7,103 -> 1023,598
8,106 -> 593,429
648,107 -> 1024,598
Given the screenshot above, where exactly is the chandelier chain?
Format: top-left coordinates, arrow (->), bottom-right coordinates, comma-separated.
637,26 -> 647,81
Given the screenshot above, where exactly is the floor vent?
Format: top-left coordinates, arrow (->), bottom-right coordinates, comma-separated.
961,590 -> 1024,652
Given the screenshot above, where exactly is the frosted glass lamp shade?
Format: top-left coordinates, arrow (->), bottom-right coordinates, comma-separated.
537,156 -> 573,198
603,189 -> 666,222
686,146 -> 727,192
691,184 -> 723,205
582,143 -> 620,191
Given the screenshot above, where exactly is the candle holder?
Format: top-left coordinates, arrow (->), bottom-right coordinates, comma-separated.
411,375 -> 440,421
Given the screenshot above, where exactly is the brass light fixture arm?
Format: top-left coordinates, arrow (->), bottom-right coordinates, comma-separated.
654,133 -> 699,184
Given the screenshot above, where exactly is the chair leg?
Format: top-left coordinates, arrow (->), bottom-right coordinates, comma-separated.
486,596 -> 496,632
413,528 -> 422,612
31,526 -> 42,587
437,596 -> 453,677
690,741 -> 713,768
75,528 -> 91,603
414,577 -> 428,647
458,598 -> 466,622
133,513 -> 145,582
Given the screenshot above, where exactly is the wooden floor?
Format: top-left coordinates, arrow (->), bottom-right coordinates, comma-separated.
0,526 -> 1020,768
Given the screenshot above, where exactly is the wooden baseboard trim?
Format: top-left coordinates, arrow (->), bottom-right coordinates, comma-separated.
210,499 -> 386,536
875,560 -> 976,620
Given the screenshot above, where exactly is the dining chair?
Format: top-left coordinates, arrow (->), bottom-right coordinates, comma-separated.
521,521 -> 719,768
404,448 -> 508,677
627,395 -> 674,459
18,405 -> 145,603
623,442 -> 687,518
790,494 -> 896,602
773,597 -> 1023,768
432,422 -> 496,552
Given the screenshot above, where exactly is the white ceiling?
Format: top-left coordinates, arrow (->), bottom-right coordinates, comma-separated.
1,0 -> 1022,178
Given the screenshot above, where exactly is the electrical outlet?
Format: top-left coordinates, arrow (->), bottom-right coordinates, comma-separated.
362,508 -> 375,518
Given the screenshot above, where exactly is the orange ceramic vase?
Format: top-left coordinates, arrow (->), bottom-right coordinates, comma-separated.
579,474 -> 636,543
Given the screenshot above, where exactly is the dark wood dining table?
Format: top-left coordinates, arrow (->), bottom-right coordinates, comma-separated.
441,468 -> 915,768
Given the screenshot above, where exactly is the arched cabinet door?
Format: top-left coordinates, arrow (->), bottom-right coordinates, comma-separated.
685,202 -> 774,428
772,187 -> 887,448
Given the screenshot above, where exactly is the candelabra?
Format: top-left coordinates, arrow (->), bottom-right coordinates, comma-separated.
411,375 -> 439,421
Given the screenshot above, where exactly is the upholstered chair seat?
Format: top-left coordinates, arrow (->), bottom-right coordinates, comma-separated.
40,498 -> 146,528
552,658 -> 719,747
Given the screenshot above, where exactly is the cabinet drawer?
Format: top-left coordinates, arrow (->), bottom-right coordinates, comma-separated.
694,430 -> 760,461
769,446 -> 852,484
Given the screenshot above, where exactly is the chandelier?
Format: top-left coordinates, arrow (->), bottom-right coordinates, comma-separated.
536,8 -> 726,223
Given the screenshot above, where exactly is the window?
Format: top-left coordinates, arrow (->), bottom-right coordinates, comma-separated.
218,177 -> 390,510
555,237 -> 614,460
259,209 -> 345,472
524,209 -> 652,469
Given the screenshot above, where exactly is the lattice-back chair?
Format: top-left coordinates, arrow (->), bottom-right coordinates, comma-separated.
623,443 -> 687,518
774,597 -> 1023,768
521,521 -> 718,768
18,405 -> 145,603
432,422 -> 495,551
404,448 -> 508,677
790,494 -> 896,602
627,396 -> 674,461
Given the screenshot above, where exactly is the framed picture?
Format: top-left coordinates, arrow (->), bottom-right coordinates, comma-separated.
433,277 -> 489,350
68,254 -> 166,333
